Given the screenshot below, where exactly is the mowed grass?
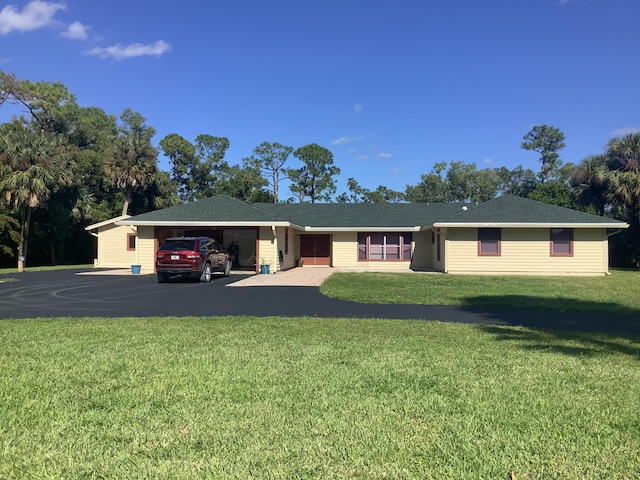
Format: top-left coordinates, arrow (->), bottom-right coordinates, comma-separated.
0,264 -> 94,274
321,269 -> 640,315
1,316 -> 639,479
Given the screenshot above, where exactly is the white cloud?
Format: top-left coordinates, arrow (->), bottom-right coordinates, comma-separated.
87,40 -> 171,60
612,127 -> 640,137
356,154 -> 368,161
331,135 -> 367,145
61,20 -> 88,40
391,168 -> 400,173
0,57 -> 12,64
483,157 -> 493,164
378,152 -> 393,158
354,103 -> 363,114
0,0 -> 65,34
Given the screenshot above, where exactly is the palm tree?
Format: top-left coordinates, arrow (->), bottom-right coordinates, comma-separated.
104,109 -> 158,216
603,133 -> 640,208
571,155 -> 609,215
0,121 -> 71,271
598,133 -> 640,267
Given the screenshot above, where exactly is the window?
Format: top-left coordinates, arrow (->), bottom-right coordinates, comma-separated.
358,233 -> 412,261
127,233 -> 136,251
550,228 -> 573,256
478,228 -> 501,256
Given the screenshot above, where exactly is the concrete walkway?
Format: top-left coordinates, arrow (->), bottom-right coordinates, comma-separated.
228,267 -> 336,286
80,266 -> 438,285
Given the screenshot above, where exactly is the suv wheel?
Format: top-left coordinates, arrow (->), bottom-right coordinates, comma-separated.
200,263 -> 212,282
157,272 -> 169,283
223,259 -> 232,277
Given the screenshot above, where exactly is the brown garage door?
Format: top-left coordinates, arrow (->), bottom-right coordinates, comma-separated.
300,234 -> 331,266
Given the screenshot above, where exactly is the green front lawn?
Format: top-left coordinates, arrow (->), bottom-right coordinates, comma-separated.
1,316 -> 639,479
0,264 -> 94,274
321,269 -> 640,315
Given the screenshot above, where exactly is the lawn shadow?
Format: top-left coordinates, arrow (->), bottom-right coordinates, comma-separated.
477,324 -> 640,360
459,295 -> 640,359
461,294 -> 640,317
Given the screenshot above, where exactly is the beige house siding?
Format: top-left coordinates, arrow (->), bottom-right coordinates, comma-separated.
94,223 -> 137,268
433,228 -> 446,272
332,232 -> 358,268
136,226 -> 156,275
410,230 -> 433,270
258,226 -> 277,272
445,227 -> 609,275
276,227 -> 297,271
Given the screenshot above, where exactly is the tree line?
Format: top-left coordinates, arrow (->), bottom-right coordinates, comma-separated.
0,71 -> 638,268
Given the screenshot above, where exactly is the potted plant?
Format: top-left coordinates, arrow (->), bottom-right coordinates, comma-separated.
259,257 -> 270,274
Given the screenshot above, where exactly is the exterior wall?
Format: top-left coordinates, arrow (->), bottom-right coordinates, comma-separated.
276,227 -> 297,271
258,226 -> 277,272
410,230 -> 433,270
136,226 -> 156,275
445,227 -> 609,276
433,228 -> 446,272
94,223 -> 137,268
332,232 -> 358,268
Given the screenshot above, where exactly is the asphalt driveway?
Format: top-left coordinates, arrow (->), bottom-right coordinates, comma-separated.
0,269 -> 639,334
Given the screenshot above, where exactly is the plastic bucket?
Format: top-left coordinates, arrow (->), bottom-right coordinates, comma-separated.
131,265 -> 141,275
260,265 -> 270,274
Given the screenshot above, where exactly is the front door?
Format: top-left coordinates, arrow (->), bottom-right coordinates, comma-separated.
300,234 -> 331,266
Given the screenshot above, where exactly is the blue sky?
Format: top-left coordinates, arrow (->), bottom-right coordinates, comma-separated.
1,0 -> 639,199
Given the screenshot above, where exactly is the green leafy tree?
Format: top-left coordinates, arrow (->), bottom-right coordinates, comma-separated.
571,155 -> 609,215
193,134 -> 230,198
0,121 -> 72,271
244,142 -> 293,203
521,125 -> 566,183
336,177 -> 367,203
405,162 -> 449,203
0,208 -> 20,266
287,143 -> 340,203
406,161 -> 499,203
105,109 -> 158,216
216,162 -> 273,203
0,70 -> 79,134
159,133 -> 230,202
527,181 -> 576,208
603,134 -> 640,208
159,133 -> 197,202
495,166 -> 537,197
601,134 -> 640,266
364,185 -> 405,203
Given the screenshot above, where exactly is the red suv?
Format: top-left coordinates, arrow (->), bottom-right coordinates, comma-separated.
156,236 -> 232,283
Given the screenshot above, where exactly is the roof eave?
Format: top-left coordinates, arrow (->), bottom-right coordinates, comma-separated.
115,220 -> 292,227
302,226 -> 422,232
85,215 -> 131,231
433,222 -> 629,229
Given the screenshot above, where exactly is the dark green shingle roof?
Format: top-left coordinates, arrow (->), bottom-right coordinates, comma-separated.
120,195 -> 287,223
436,195 -> 627,225
253,202 -> 471,228
120,194 -> 626,228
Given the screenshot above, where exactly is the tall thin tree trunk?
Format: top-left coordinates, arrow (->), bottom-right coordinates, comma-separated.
49,238 -> 57,265
122,189 -> 131,216
17,206 -> 31,272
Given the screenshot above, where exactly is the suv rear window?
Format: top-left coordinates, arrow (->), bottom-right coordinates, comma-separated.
159,239 -> 197,251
